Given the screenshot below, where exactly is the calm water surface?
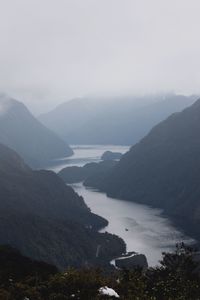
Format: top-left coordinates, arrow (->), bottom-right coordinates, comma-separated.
72,183 -> 194,266
49,145 -> 194,266
48,145 -> 129,172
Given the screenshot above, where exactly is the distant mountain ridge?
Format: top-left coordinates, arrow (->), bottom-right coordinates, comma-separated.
0,95 -> 73,168
0,143 -> 125,269
39,94 -> 197,145
84,98 -> 200,240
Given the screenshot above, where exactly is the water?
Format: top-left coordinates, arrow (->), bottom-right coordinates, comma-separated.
48,145 -> 194,266
48,145 -> 130,172
72,183 -> 194,266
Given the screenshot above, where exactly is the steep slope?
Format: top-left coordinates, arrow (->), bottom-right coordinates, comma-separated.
0,245 -> 57,283
0,143 -> 125,269
0,95 -> 73,168
39,94 -> 197,145
39,97 -> 98,142
87,99 -> 200,239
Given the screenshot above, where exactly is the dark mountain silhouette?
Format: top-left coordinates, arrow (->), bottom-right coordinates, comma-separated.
0,245 -> 58,283
39,94 -> 197,145
0,95 -> 73,168
86,98 -> 200,240
58,160 -> 117,184
101,151 -> 122,160
0,143 -> 125,269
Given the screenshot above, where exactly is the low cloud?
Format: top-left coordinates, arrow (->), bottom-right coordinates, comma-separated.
0,0 -> 200,113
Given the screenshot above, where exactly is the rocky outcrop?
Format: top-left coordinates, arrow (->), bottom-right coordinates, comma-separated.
115,252 -> 148,270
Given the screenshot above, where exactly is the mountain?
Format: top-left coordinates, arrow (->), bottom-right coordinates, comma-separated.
0,95 -> 73,168
0,245 -> 58,283
0,143 -> 125,269
85,99 -> 200,240
101,151 -> 122,160
58,160 -> 117,184
39,94 -> 197,145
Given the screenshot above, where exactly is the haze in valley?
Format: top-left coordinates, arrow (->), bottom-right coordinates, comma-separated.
0,0 -> 200,113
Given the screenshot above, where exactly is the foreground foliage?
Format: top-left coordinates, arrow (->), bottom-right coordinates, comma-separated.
0,244 -> 200,299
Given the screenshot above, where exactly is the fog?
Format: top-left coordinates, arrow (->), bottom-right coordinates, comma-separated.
0,0 -> 200,113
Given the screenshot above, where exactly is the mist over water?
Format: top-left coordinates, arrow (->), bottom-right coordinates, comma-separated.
48,145 -> 194,266
48,145 -> 130,172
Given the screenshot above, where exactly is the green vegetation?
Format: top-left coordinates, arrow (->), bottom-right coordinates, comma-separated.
0,244 -> 200,300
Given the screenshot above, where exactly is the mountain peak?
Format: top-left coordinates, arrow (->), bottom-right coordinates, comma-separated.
0,95 -> 73,167
0,95 -> 16,115
0,143 -> 30,173
0,94 -> 28,116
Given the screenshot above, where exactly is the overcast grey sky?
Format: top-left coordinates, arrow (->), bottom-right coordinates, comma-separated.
0,0 -> 200,113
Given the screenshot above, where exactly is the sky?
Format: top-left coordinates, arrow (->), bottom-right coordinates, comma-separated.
0,0 -> 200,114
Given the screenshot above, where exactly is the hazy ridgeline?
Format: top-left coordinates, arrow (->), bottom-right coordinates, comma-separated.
0,95 -> 73,168
39,94 -> 196,145
1,1 -> 200,297
84,98 -> 200,242
1,93 -> 200,263
0,93 -> 200,299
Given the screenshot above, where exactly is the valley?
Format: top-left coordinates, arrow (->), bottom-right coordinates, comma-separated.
48,145 -> 194,266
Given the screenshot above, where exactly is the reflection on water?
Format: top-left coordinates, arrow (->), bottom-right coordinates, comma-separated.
47,144 -> 194,267
72,183 -> 194,266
